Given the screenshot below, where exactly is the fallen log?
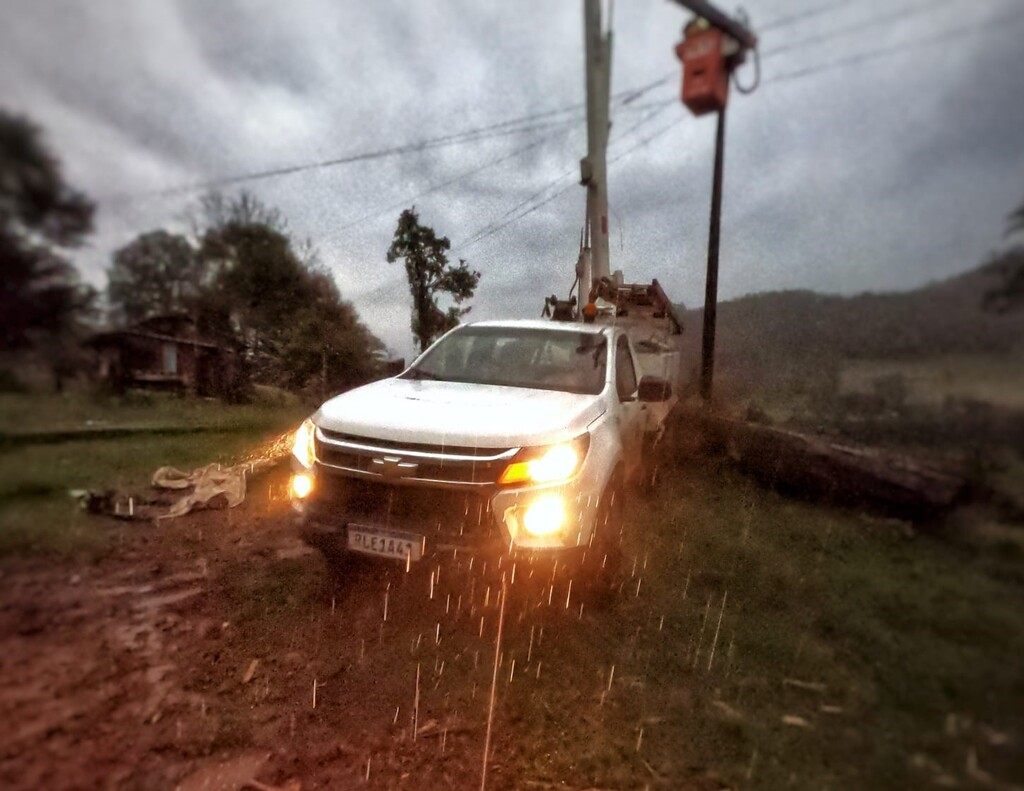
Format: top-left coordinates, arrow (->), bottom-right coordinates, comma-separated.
677,408 -> 969,521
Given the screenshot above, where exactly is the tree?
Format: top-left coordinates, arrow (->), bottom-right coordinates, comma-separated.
194,191 -> 385,391
0,111 -> 95,352
107,230 -> 205,324
279,272 -> 385,397
386,207 -> 480,352
984,196 -> 1024,312
1007,196 -> 1024,239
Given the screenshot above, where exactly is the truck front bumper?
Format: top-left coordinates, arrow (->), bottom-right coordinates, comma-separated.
291,465 -> 603,562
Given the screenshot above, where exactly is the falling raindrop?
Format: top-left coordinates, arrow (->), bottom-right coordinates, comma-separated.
707,590 -> 728,672
413,663 -> 421,741
692,594 -> 713,670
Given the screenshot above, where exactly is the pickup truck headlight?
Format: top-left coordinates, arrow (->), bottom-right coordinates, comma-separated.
292,418 -> 317,469
499,434 -> 590,486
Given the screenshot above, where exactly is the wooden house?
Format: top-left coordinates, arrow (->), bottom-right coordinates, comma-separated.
89,314 -> 246,399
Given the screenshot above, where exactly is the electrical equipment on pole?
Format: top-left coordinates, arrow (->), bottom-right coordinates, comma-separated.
676,20 -> 738,116
669,0 -> 758,400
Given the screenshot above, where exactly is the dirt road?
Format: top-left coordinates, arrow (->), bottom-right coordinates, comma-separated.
0,468 -> 718,791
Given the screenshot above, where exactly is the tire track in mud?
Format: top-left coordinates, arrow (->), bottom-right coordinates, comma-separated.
1,470 -> 715,790
0,554 -> 218,790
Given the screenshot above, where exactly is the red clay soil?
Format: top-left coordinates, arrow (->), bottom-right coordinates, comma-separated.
0,468 -> 714,791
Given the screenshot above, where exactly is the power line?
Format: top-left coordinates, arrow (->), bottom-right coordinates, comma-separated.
457,116 -> 682,254
487,103 -> 672,227
457,103 -> 674,250
766,10 -> 1024,85
582,0 -> 978,104
141,115 -> 583,198
761,0 -> 961,58
448,8 -> 1022,258
330,94 -> 671,239
759,0 -> 854,32
333,132 -> 568,234
122,76 -> 679,200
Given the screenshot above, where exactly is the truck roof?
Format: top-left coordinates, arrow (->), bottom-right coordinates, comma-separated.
464,319 -> 609,335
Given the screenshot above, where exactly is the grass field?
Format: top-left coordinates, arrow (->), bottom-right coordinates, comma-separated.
0,386 -> 306,436
479,458 -> 1024,790
627,460 -> 1023,789
839,355 -> 1024,410
0,389 -> 1020,788
0,392 -> 306,557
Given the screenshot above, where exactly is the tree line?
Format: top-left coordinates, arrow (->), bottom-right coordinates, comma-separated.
0,109 -> 482,397
106,191 -> 385,395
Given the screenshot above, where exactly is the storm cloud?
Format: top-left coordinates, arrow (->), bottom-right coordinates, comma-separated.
2,0 -> 1022,357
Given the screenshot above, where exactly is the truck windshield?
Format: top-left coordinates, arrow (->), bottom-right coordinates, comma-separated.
402,326 -> 608,395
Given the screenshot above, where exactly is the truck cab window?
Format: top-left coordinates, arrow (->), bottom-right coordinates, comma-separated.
615,336 -> 637,401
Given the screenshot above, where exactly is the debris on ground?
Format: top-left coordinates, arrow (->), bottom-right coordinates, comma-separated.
73,436 -> 290,522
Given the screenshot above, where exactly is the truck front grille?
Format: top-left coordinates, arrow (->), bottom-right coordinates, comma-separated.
314,429 -> 518,488
310,471 -> 498,540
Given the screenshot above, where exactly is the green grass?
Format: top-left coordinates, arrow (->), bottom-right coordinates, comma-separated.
0,397 -> 304,557
626,460 -> 1024,790
839,355 -> 1024,410
0,387 -> 307,435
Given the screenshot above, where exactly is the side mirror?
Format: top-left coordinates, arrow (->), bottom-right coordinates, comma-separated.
638,375 -> 672,402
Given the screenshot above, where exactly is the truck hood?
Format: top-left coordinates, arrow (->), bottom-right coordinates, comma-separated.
315,378 -> 605,448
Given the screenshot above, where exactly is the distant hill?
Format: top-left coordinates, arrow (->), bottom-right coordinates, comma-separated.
677,255 -> 1024,399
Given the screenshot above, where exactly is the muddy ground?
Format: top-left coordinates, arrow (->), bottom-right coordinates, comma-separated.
0,468 -> 722,791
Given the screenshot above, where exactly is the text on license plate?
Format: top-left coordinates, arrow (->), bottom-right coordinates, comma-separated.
347,525 -> 423,561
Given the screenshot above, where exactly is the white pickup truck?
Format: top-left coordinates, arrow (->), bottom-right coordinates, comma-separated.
290,316 -> 678,591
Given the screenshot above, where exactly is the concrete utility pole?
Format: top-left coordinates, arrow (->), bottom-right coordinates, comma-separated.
582,0 -> 613,287
669,0 -> 757,401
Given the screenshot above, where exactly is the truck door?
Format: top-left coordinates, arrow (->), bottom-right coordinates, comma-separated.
614,334 -> 644,478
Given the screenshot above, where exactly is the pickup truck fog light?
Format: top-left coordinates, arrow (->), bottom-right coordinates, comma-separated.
523,495 -> 565,536
290,472 -> 313,499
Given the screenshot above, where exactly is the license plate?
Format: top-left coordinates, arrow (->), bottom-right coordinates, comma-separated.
347,525 -> 423,562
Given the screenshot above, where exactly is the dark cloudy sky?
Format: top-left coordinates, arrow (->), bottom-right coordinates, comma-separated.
2,0 -> 1023,357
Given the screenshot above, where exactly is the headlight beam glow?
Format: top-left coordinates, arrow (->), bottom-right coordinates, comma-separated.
292,418 -> 317,469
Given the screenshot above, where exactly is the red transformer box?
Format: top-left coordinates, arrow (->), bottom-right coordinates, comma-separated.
675,24 -> 730,116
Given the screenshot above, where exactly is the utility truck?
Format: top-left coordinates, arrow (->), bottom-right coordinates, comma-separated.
290,0 -> 684,590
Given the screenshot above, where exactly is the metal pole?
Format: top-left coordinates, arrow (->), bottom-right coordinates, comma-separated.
700,104 -> 726,401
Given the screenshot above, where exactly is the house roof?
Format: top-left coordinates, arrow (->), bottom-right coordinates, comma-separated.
88,328 -> 224,350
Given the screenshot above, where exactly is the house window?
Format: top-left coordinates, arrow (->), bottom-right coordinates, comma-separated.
162,343 -> 178,375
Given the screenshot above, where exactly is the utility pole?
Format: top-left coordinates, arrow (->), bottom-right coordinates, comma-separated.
669,0 -> 757,401
581,0 -> 613,288
701,105 -> 726,401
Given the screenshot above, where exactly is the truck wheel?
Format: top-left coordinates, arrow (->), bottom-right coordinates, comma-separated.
579,476 -> 625,606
